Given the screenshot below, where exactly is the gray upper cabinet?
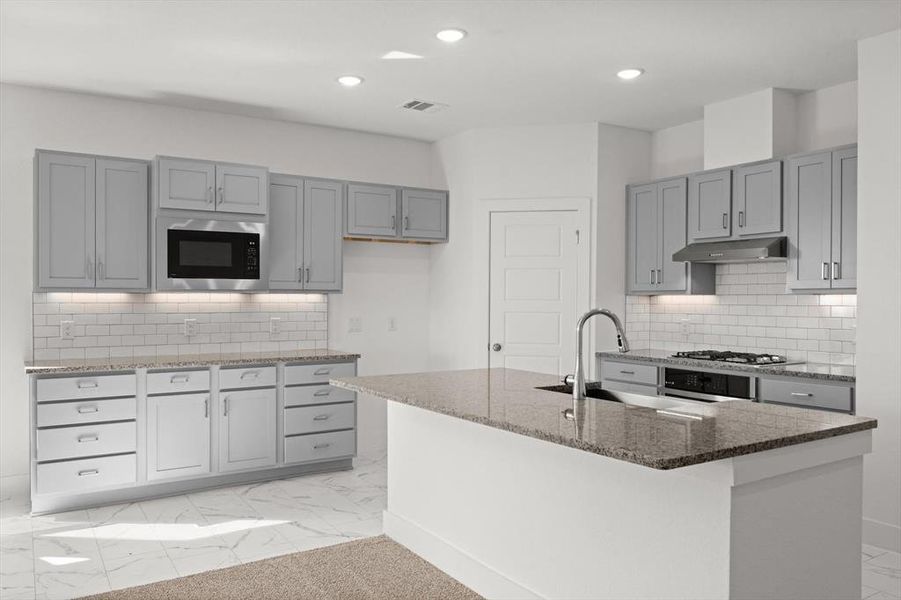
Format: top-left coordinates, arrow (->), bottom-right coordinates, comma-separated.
157,157 -> 215,211
787,146 -> 857,292
268,175 -> 343,292
401,189 -> 448,241
657,178 -> 688,292
688,169 -> 732,241
627,183 -> 658,293
37,152 -> 96,289
732,160 -> 782,237
346,184 -> 398,238
95,159 -> 148,289
157,157 -> 267,215
37,151 -> 149,291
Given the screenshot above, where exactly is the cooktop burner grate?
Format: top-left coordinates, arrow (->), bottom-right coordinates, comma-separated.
671,350 -> 793,365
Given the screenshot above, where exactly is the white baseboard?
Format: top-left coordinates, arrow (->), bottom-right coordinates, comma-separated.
863,517 -> 901,553
0,474 -> 28,500
383,510 -> 542,600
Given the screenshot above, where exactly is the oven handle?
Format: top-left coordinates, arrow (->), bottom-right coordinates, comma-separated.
662,388 -> 751,403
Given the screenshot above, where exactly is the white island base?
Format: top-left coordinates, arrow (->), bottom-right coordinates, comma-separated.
382,401 -> 871,600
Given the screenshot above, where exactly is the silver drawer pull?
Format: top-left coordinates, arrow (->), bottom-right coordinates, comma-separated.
77,469 -> 99,477
619,370 -> 635,375
313,443 -> 331,450
791,392 -> 814,397
722,213 -> 728,229
313,389 -> 332,397
77,405 -> 99,414
822,262 -> 829,280
314,368 -> 332,376
78,434 -> 99,443
832,262 -> 840,280
240,371 -> 260,380
313,414 -> 331,421
77,380 -> 98,389
170,374 -> 190,383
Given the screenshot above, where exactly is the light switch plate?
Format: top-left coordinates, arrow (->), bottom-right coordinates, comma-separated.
387,317 -> 397,332
348,317 -> 362,334
184,318 -> 197,337
60,320 -> 74,340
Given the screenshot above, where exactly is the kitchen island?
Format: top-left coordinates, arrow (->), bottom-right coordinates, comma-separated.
332,368 -> 877,600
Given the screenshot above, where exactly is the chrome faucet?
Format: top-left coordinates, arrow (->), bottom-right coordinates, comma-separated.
563,309 -> 629,420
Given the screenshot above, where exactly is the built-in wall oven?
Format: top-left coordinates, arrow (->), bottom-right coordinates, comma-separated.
156,217 -> 267,290
662,367 -> 754,403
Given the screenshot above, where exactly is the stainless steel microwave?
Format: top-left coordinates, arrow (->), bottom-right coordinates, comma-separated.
156,217 -> 267,290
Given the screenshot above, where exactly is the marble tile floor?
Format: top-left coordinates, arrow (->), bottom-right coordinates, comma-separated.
1,453 -> 898,599
0,454 -> 386,599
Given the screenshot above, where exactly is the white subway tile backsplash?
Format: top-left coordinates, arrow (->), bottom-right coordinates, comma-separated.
32,292 -> 329,359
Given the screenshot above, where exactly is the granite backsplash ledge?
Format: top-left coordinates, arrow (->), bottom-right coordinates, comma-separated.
625,262 -> 856,367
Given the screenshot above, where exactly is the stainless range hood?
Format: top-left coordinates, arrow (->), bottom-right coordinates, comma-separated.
672,237 -> 787,263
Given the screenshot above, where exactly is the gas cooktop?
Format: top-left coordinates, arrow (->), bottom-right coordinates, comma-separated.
671,350 -> 804,366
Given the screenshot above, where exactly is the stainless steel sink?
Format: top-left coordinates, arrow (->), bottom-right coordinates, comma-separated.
536,384 -> 693,411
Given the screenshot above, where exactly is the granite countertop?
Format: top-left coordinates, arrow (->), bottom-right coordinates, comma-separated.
24,349 -> 360,374
596,350 -> 856,382
332,368 -> 875,470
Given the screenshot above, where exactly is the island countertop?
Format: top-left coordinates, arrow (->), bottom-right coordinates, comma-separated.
24,349 -> 360,374
331,368 -> 876,470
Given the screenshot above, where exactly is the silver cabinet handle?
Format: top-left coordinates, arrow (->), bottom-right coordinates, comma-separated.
656,269 -> 661,284
78,469 -> 99,477
822,262 -> 829,280
391,214 -> 396,231
77,380 -> 98,389
620,370 -> 635,375
217,186 -> 224,204
77,405 -> 99,414
170,374 -> 190,383
403,215 -> 409,230
738,211 -> 744,227
650,269 -> 655,285
207,186 -> 214,204
204,397 -> 209,418
240,370 -> 260,380
722,213 -> 728,229
314,367 -> 332,375
97,259 -> 104,281
791,392 -> 813,397
313,443 -> 331,449
77,434 -> 99,443
313,388 -> 332,397
86,256 -> 94,280
832,262 -> 840,280
306,267 -> 311,283
223,396 -> 229,416
313,414 -> 331,421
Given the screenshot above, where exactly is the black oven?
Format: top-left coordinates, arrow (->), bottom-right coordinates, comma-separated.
663,367 -> 753,403
167,229 -> 259,280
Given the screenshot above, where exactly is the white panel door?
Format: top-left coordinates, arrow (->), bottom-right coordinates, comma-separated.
303,179 -> 343,291
95,158 -> 148,289
158,158 -> 215,211
489,211 -> 580,376
219,388 -> 276,472
216,164 -> 267,214
146,393 -> 211,481
268,175 -> 304,290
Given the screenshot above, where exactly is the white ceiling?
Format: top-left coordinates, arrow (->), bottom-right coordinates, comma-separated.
1,1 -> 899,142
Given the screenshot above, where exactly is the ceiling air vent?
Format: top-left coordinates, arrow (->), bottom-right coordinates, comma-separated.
399,99 -> 448,114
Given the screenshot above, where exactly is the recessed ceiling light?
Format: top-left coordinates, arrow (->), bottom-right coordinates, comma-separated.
337,75 -> 364,87
617,68 -> 645,80
436,29 -> 467,43
382,51 -> 423,60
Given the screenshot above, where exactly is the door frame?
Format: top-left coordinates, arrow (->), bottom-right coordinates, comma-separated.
482,197 -> 593,379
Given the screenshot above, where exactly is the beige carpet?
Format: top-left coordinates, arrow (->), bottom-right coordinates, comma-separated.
84,535 -> 483,600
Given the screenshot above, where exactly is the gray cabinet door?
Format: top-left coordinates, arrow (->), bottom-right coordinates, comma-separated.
304,179 -> 344,291
656,178 -> 688,292
831,147 -> 857,289
216,164 -> 267,215
158,158 -> 215,211
688,169 -> 732,241
346,184 -> 398,238
219,388 -> 276,473
627,183 -> 658,293
37,152 -> 96,288
146,393 -> 211,481
95,159 -> 148,289
787,152 -> 833,290
268,175 -> 304,290
401,189 -> 448,240
733,160 -> 782,237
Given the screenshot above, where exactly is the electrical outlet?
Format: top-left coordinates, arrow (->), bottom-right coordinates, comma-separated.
183,318 -> 197,337
348,317 -> 362,334
269,317 -> 281,336
680,319 -> 692,335
387,317 -> 397,332
60,320 -> 75,340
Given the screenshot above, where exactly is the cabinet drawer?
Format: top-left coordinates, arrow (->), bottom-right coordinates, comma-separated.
600,360 -> 658,386
147,369 -> 210,395
758,378 -> 853,413
36,373 -> 136,402
600,380 -> 658,396
220,366 -> 276,389
37,397 -> 136,427
285,384 -> 355,407
36,453 -> 136,496
285,403 -> 355,436
284,362 -> 355,385
37,421 -> 136,462
284,430 -> 355,464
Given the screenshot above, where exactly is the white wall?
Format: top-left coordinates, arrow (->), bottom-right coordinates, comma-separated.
0,83 -> 437,484
704,89 -> 778,169
651,119 -> 704,179
857,29 -> 901,552
796,80 -> 858,153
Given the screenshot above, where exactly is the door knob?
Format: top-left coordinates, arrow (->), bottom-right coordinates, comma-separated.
492,343 -> 502,352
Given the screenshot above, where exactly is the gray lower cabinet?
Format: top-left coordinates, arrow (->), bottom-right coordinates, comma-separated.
346,183 -> 399,238
37,151 -> 148,290
688,169 -> 732,241
732,160 -> 782,236
269,175 -> 343,291
146,392 -> 211,481
786,145 -> 857,292
157,156 -> 267,215
401,189 -> 448,241
219,388 -> 277,472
